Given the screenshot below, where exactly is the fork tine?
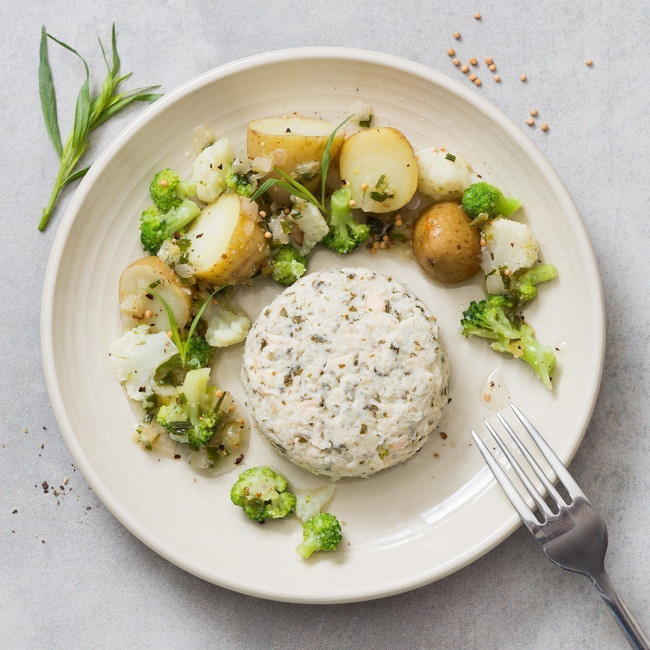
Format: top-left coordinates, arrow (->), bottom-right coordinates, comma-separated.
471,429 -> 537,528
495,412 -> 565,506
510,404 -> 586,499
484,420 -> 554,518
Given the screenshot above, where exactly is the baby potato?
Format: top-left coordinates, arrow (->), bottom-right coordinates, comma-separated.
339,127 -> 418,213
119,256 -> 192,332
412,202 -> 481,283
186,193 -> 269,286
247,116 -> 345,204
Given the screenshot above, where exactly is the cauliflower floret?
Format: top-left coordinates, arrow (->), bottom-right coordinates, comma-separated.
415,149 -> 478,202
109,324 -> 179,401
202,300 -> 251,348
481,218 -> 539,287
294,484 -> 336,523
191,138 -> 235,203
290,196 -> 329,255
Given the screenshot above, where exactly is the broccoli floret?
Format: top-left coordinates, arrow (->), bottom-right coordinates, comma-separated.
461,182 -> 522,221
139,199 -> 200,254
509,264 -> 558,303
271,245 -> 307,286
230,467 -> 297,522
184,335 -> 212,370
461,295 -> 556,389
149,168 -> 196,211
155,368 -> 225,448
225,164 -> 255,197
322,188 -> 370,254
296,513 -> 342,559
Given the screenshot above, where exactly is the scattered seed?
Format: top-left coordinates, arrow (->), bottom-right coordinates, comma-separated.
520,74 -> 527,82
526,117 -> 535,126
453,31 -> 461,39
447,48 -> 455,56
259,210 -> 267,218
541,123 -> 549,132
474,78 -> 482,86
485,57 -> 494,65
585,59 -> 593,66
452,58 -> 460,66
469,73 -> 477,81
493,75 -> 501,83
488,63 -> 496,72
530,108 -> 538,117
469,57 -> 478,66
361,182 -> 368,190
461,64 -> 470,73
263,231 -> 272,239
474,12 -> 481,19
349,199 -> 356,207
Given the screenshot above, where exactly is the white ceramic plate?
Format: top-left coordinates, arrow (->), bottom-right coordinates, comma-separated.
41,48 -> 605,603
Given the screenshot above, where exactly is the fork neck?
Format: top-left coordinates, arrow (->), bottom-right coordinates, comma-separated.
590,570 -> 650,650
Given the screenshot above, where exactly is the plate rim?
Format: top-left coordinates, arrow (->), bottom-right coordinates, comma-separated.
40,46 -> 606,603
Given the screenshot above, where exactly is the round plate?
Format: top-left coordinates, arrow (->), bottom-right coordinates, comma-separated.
41,48 -> 605,603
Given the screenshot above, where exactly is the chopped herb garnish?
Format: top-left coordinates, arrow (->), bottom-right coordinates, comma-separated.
359,114 -> 373,128
445,153 -> 457,162
370,191 -> 388,202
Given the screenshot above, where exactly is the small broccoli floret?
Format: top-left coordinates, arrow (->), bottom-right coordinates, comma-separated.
271,245 -> 307,286
225,164 -> 256,197
184,336 -> 212,370
323,188 -> 370,254
461,295 -> 556,389
230,467 -> 297,522
149,168 -> 196,212
461,182 -> 521,221
460,295 -> 521,345
296,513 -> 342,559
139,199 -> 200,254
155,368 -> 225,448
509,264 -> 558,303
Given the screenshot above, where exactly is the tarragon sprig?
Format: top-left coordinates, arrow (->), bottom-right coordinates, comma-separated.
250,114 -> 354,219
152,288 -> 219,369
38,24 -> 162,231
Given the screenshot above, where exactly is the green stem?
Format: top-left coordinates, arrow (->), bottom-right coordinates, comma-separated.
38,136 -> 86,231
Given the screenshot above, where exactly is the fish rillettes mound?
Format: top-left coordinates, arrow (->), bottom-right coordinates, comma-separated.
242,267 -> 450,478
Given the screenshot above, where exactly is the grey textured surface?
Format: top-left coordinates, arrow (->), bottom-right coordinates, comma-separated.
1,1 -> 648,648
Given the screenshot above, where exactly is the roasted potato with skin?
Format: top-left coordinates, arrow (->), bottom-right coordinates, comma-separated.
119,256 -> 192,332
247,116 -> 345,204
339,127 -> 418,213
412,202 -> 481,283
186,193 -> 269,286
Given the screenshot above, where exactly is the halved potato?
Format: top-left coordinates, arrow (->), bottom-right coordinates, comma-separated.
339,127 -> 418,213
247,116 -> 345,204
119,256 -> 192,332
186,194 -> 269,286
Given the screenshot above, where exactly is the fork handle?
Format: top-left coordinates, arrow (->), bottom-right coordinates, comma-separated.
591,571 -> 650,649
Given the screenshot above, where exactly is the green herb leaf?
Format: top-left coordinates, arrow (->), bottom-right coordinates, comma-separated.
250,178 -> 279,201
445,152 -> 456,162
61,165 -> 91,187
369,191 -> 387,202
359,115 -> 372,128
320,114 -> 354,208
39,26 -> 63,158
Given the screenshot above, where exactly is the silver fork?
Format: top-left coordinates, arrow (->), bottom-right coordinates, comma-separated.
471,404 -> 649,650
